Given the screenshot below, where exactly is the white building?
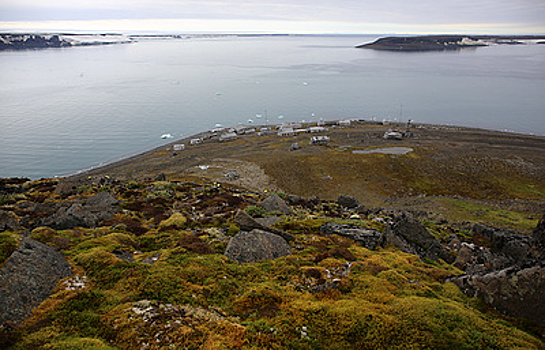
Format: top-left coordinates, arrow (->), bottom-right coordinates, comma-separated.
310,135 -> 330,145
278,128 -> 295,137
309,126 -> 328,133
219,132 -> 238,142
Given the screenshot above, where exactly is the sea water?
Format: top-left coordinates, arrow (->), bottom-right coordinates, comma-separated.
1,35 -> 544,179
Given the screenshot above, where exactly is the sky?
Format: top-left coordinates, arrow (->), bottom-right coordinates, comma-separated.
1,0 -> 544,34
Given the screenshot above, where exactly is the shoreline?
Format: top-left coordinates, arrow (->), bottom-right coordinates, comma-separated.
69,119 -> 545,189
64,119 -> 544,180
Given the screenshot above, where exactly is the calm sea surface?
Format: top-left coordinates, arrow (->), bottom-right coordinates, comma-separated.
1,35 -> 544,179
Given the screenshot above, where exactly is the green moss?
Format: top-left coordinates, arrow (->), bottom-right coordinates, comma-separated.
0,231 -> 19,268
245,206 -> 267,218
5,176 -> 544,350
158,212 -> 187,230
30,226 -> 57,244
441,197 -> 539,233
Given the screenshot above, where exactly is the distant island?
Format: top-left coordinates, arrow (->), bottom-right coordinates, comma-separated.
357,35 -> 545,51
0,33 -> 294,51
0,33 -> 133,50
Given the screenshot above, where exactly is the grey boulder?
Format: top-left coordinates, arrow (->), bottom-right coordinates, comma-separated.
225,229 -> 291,263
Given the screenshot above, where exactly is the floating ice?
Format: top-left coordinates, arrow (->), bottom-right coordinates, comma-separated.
161,134 -> 173,139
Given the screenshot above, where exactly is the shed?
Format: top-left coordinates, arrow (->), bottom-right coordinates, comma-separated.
278,128 -> 295,137
219,132 -> 238,142
310,135 -> 330,145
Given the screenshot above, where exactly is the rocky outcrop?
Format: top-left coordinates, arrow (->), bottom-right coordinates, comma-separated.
449,218 -> 545,328
0,210 -> 21,232
320,222 -> 384,250
224,229 -> 291,263
452,261 -> 545,328
471,223 -> 533,261
532,214 -> 545,258
234,210 -> 294,241
258,193 -> 291,215
452,224 -> 535,275
0,237 -> 72,324
384,216 -> 453,263
54,176 -> 116,197
453,243 -> 511,275
39,192 -> 118,230
337,195 -> 360,210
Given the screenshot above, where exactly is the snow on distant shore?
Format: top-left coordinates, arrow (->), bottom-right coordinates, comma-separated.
0,33 -> 132,50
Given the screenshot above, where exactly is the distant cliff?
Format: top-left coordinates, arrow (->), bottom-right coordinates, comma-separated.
357,35 -> 545,51
0,33 -> 132,50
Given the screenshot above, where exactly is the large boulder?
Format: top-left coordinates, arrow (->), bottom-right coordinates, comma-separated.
0,237 -> 72,324
83,192 -> 119,222
453,243 -> 512,274
337,195 -> 360,209
451,261 -> 545,328
258,193 -> 291,215
533,214 -> 545,256
320,222 -> 384,250
384,216 -> 453,263
40,203 -> 99,230
471,223 -> 532,262
224,229 -> 291,263
0,210 -> 21,232
234,210 -> 294,241
39,192 -> 119,230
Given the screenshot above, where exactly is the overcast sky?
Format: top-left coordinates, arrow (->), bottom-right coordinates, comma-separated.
1,0 -> 544,34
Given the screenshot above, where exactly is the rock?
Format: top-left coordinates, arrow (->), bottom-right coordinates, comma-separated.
0,210 -> 21,232
287,194 -> 303,205
446,234 -> 461,252
112,249 -> 135,262
533,214 -> 545,248
54,176 -> 115,197
36,191 -> 118,230
290,143 -> 300,151
141,253 -> 161,265
354,204 -> 369,215
258,193 -> 291,215
337,195 -> 360,209
234,210 -> 294,241
224,229 -> 291,263
83,192 -> 119,222
40,203 -> 99,230
450,261 -> 545,328
471,223 -> 532,262
0,237 -> 72,324
84,191 -> 118,209
255,216 -> 283,227
384,216 -> 453,263
453,243 -> 511,275
320,223 -> 384,250
54,177 -> 87,197
224,171 -> 240,180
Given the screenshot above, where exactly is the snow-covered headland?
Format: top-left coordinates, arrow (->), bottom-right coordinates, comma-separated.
0,33 -> 132,50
